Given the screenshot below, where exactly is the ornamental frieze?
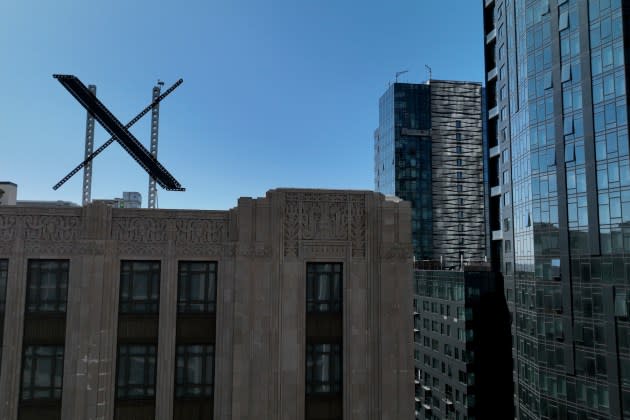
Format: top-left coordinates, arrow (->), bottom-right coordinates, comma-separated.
24,215 -> 80,241
283,192 -> 366,257
112,217 -> 169,242
0,214 -> 17,241
175,219 -> 226,245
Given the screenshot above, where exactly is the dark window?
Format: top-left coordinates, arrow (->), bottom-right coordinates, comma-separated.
306,263 -> 342,313
178,262 -> 217,313
116,344 -> 156,399
306,343 -> 341,394
456,120 -> 462,128
26,260 -> 69,313
120,261 -> 160,313
176,344 -> 214,397
21,345 -> 64,400
0,259 -> 7,312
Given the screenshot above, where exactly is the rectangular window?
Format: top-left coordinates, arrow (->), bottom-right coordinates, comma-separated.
178,262 -> 217,313
176,344 -> 214,397
306,263 -> 342,313
306,343 -> 341,394
21,345 -> 64,400
0,259 -> 7,312
120,261 -> 160,313
456,120 -> 462,128
116,344 -> 156,399
26,260 -> 69,313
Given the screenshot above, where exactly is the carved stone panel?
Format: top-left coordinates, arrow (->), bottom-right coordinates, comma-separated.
301,244 -> 347,259
112,217 -> 169,242
24,215 -> 80,241
283,192 -> 366,258
0,214 -> 17,241
174,219 -> 226,245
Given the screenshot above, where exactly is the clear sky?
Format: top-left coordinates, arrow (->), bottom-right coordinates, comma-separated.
1,0 -> 484,210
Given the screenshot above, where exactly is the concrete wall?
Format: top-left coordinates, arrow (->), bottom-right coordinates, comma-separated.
0,188 -> 414,420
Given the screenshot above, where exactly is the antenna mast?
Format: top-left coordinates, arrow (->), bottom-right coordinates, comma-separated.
82,85 -> 96,206
147,79 -> 164,209
425,65 -> 432,83
395,70 -> 409,83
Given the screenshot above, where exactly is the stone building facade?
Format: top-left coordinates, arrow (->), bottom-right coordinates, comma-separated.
0,188 -> 413,420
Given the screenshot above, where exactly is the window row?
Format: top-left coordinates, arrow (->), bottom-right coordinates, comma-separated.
20,344 -> 216,401
17,260 -> 218,315
19,260 -> 346,315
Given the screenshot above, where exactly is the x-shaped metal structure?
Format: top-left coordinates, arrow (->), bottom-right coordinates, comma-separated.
52,74 -> 185,191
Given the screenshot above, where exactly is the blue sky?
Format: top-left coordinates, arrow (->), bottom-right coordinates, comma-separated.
1,0 -> 484,210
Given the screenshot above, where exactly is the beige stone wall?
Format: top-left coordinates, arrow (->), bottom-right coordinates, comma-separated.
0,189 -> 413,420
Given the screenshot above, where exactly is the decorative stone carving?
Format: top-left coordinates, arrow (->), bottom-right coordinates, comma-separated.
24,241 -> 76,256
24,215 -> 80,241
302,244 -> 347,258
112,217 -> 169,242
284,198 -> 299,257
117,242 -> 168,256
283,192 -> 367,258
176,244 -> 225,257
0,214 -> 17,241
350,195 -> 366,258
301,199 -> 348,241
175,219 -> 226,245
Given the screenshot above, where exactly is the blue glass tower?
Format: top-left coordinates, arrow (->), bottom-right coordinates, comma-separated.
483,0 -> 630,418
375,81 -> 486,266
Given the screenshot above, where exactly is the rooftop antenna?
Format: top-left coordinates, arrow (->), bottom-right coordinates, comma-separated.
395,70 -> 408,83
425,65 -> 432,83
147,79 -> 164,209
82,84 -> 96,206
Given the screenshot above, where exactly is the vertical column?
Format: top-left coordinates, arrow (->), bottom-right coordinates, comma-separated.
0,225 -> 25,420
83,85 -> 96,207
95,249 -> 119,420
155,242 -> 177,420
214,214 -> 236,420
378,201 -> 414,420
147,84 -> 161,209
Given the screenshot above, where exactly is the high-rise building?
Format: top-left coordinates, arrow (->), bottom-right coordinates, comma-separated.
483,0 -> 630,418
374,80 -> 512,419
0,189 -> 413,420
374,80 -> 486,266
413,265 -> 512,420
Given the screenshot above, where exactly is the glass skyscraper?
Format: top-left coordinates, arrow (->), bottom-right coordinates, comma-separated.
483,0 -> 630,418
375,81 -> 486,266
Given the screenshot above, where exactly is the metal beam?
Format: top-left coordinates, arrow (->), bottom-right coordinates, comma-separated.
148,84 -> 160,208
53,74 -> 184,191
82,85 -> 96,205
52,78 -> 183,191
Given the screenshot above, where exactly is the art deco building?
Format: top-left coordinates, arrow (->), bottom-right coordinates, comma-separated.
374,80 -> 486,266
483,0 -> 630,418
0,189 -> 413,420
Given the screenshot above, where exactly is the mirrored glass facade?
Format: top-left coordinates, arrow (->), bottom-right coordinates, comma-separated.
375,81 -> 485,264
483,0 -> 630,418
